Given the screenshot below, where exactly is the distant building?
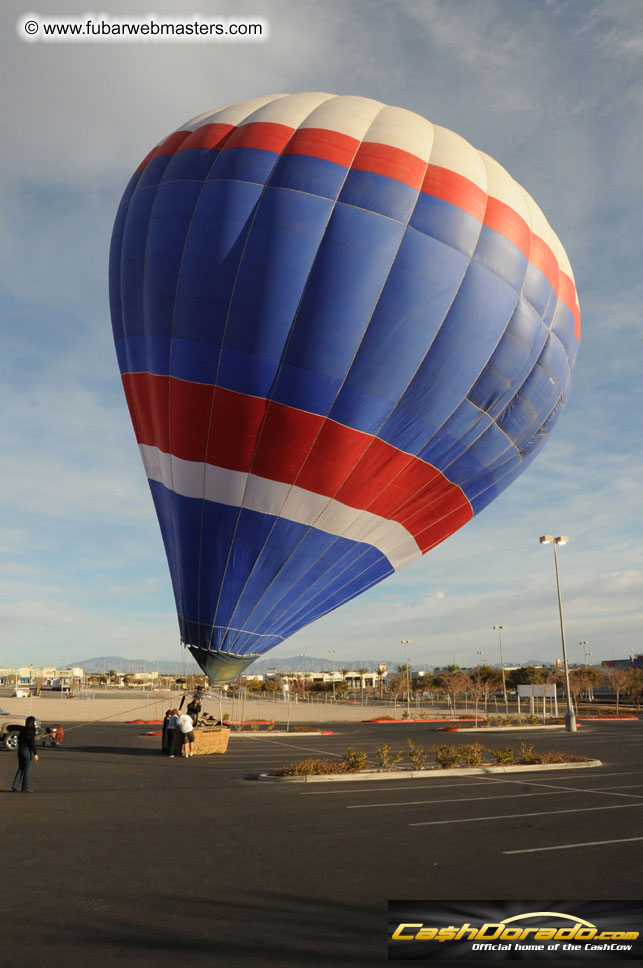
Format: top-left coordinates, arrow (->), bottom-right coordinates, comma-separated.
602,655 -> 642,670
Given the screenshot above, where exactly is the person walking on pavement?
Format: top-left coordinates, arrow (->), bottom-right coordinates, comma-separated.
12,716 -> 38,793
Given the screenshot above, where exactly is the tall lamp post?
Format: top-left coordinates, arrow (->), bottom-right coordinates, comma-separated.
493,626 -> 508,712
580,641 -> 590,667
328,649 -> 336,701
580,641 -> 592,700
401,640 -> 412,718
539,535 -> 576,732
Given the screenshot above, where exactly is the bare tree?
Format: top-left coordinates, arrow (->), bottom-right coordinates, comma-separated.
606,667 -> 631,715
436,670 -> 469,717
625,668 -> 643,711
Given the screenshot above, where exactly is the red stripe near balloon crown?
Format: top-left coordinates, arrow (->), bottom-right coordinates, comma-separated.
135,119 -> 580,342
122,372 -> 473,555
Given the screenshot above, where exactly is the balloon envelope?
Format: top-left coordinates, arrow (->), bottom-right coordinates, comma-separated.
109,93 -> 580,682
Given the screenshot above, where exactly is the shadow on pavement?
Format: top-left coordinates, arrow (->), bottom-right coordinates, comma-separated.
19,886 -> 381,967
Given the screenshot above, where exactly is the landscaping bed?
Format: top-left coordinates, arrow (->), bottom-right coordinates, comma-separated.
262,739 -> 594,781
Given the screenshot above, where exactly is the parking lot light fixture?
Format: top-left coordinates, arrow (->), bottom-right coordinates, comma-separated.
401,640 -> 412,717
493,626 -> 508,712
539,535 -> 576,732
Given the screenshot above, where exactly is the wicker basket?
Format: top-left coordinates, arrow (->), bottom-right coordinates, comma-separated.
192,727 -> 230,756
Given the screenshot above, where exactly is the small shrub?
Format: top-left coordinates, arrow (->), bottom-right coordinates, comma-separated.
490,746 -> 516,764
375,745 -> 404,771
275,758 -> 349,776
342,747 -> 369,772
407,738 -> 430,770
266,722 -> 275,731
249,720 -> 260,731
222,713 -> 230,722
401,710 -> 410,719
433,744 -> 463,769
459,742 -> 486,766
525,714 -> 540,724
518,742 -> 538,763
291,725 -> 317,732
535,750 -> 589,764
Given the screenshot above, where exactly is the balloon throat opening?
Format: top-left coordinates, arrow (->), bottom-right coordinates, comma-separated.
187,647 -> 260,685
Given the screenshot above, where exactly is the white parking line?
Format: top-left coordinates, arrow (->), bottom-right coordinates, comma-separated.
474,774 -> 643,800
345,783 -> 643,810
409,802 -> 643,826
347,790 -> 581,809
300,780 -> 507,796
503,836 -> 643,854
298,770 -> 643,796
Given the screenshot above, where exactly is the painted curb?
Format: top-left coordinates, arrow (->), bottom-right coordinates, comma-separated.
257,759 -> 603,783
438,724 -> 576,733
577,717 -> 639,722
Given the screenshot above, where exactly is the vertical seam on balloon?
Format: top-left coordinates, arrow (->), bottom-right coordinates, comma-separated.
219,146 -> 507,646
458,176 -> 574,465
198,94 -> 340,651
219,103 -> 436,650
224,132 -> 505,641
168,94 -> 304,649
463,175 -> 553,447
207,96 -> 387,651
221,127 -> 489,645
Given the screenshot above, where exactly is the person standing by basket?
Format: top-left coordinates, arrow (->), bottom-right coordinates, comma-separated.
166,708 -> 179,757
177,710 -> 195,757
187,695 -> 201,728
12,716 -> 38,793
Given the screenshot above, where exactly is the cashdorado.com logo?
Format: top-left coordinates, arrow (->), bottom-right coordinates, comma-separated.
388,901 -> 643,960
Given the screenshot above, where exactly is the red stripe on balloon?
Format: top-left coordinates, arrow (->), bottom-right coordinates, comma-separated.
351,141 -> 427,190
484,197 -> 532,260
135,121 -> 580,340
420,165 -> 488,222
284,127 -> 360,168
122,373 -> 473,554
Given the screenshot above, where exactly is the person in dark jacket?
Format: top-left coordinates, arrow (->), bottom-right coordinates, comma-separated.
161,709 -> 171,755
12,716 -> 38,793
186,696 -> 201,727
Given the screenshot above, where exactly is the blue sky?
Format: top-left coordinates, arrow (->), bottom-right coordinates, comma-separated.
2,0 -> 641,671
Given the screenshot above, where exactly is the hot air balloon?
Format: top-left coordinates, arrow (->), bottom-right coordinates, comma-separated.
109,93 -> 580,683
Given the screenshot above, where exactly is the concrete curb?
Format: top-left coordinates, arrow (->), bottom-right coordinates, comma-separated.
257,758 -> 603,783
230,730 -> 333,738
364,718 -> 480,724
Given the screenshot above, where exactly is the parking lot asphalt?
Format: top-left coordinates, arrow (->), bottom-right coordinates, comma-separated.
1,720 -> 641,968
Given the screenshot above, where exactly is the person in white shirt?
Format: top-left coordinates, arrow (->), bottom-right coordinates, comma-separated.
177,712 -> 195,757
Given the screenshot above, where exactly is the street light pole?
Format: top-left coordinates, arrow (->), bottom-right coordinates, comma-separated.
401,640 -> 412,717
539,535 -> 576,732
493,625 -> 508,713
329,649 -> 336,701
580,641 -> 589,667
580,640 -> 592,700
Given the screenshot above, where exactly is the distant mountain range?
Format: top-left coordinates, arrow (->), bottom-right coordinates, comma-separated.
72,654 -> 543,675
71,654 -> 407,675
